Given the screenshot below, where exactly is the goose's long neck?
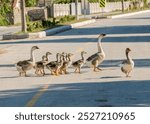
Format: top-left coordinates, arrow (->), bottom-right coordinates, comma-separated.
62,55 -> 65,61
30,49 -> 35,64
81,53 -> 84,61
59,55 -> 62,63
56,54 -> 59,62
45,54 -> 49,61
60,55 -> 64,65
68,56 -> 71,62
97,37 -> 104,53
126,52 -> 132,62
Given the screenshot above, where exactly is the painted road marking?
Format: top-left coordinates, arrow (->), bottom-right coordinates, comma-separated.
25,84 -> 49,107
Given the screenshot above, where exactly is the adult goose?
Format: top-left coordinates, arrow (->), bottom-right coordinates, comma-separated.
15,46 -> 39,76
86,34 -> 106,71
121,48 -> 134,77
72,51 -> 87,73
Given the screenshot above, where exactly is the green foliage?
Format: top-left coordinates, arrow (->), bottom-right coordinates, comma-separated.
25,0 -> 38,7
0,1 -> 12,16
0,15 -> 9,25
26,15 -> 30,22
59,15 -> 75,23
143,0 -> 148,7
42,20 -> 53,27
27,15 -> 75,32
53,0 -> 84,4
88,0 -> 98,3
27,19 -> 59,31
27,21 -> 43,31
0,0 -> 12,26
54,0 -> 72,3
42,19 -> 59,27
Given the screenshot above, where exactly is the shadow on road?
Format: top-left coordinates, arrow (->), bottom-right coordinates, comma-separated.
102,59 -> 150,68
0,25 -> 150,44
29,80 -> 150,107
0,36 -> 149,45
56,25 -> 150,36
0,80 -> 150,107
0,88 -> 40,107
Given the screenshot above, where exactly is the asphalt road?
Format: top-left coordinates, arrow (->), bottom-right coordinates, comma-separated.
0,12 -> 150,107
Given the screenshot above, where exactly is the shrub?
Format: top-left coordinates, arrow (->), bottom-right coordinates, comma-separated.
59,15 -> 75,23
27,15 -> 75,32
42,20 -> 53,27
0,18 -> 8,26
25,0 -> 38,7
27,19 -> 58,31
54,0 -> 72,4
42,19 -> 59,27
0,1 -> 12,26
27,21 -> 43,31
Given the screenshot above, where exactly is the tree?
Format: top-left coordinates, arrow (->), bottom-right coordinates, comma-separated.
121,0 -> 125,13
21,0 -> 27,32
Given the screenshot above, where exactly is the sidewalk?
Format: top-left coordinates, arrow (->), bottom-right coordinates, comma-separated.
1,9 -> 150,41
2,19 -> 96,40
79,11 -> 122,19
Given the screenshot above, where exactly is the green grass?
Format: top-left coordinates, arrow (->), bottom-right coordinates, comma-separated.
30,25 -> 65,33
60,18 -> 89,25
15,31 -> 28,34
16,18 -> 90,34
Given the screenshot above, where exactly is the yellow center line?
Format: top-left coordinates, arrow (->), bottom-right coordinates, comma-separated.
25,84 -> 49,107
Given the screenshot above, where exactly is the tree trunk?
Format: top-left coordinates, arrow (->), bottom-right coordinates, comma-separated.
121,0 -> 125,13
21,0 -> 27,32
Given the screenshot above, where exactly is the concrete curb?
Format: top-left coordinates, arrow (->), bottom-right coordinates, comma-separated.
29,19 -> 96,38
71,19 -> 96,28
2,34 -> 29,40
2,19 -> 96,40
108,10 -> 150,19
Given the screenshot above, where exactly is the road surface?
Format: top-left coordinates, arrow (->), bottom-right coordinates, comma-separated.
0,12 -> 150,107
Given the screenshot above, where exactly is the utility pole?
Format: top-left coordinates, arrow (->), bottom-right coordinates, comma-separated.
121,0 -> 125,13
44,0 -> 46,7
50,0 -> 54,18
21,0 -> 27,32
75,0 -> 79,20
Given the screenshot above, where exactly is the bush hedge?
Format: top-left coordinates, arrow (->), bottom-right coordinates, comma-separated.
27,15 -> 75,32
0,0 -> 12,26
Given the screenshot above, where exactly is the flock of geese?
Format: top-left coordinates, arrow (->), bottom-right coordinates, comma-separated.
15,34 -> 134,77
